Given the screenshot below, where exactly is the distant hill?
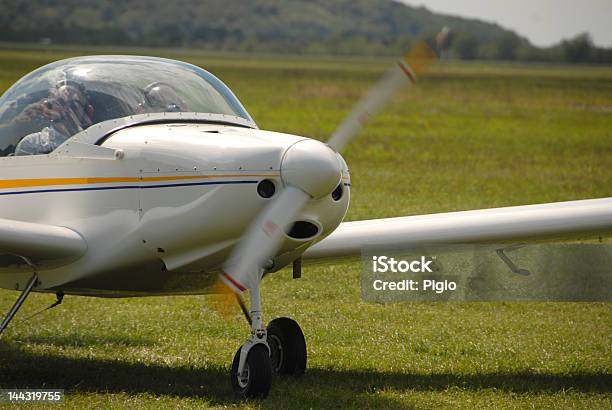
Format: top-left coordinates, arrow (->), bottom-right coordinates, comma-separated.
0,0 -> 521,53
1,0 -> 610,63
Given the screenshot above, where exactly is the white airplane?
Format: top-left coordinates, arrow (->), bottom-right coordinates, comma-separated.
0,47 -> 611,398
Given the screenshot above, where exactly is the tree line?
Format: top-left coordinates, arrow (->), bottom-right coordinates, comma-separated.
441,32 -> 612,64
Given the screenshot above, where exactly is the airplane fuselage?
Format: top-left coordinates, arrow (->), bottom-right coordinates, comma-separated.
0,122 -> 350,296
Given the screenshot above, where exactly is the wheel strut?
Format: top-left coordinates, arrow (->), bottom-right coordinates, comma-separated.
237,280 -> 268,376
0,273 -> 38,337
231,276 -> 273,398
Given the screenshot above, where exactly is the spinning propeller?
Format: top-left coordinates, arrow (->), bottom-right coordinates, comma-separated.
212,42 -> 435,314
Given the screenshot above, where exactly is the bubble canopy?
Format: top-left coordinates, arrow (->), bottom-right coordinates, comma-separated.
0,56 -> 255,156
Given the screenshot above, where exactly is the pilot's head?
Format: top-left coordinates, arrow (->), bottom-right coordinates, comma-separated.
43,79 -> 94,136
142,82 -> 186,112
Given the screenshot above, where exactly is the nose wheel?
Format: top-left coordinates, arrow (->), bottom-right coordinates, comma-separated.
229,281 -> 307,399
230,317 -> 307,399
231,344 -> 272,398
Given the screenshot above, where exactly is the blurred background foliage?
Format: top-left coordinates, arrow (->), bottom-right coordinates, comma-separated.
1,0 -> 610,63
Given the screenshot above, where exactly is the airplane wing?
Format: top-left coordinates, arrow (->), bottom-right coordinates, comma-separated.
303,197 -> 612,260
0,218 -> 87,272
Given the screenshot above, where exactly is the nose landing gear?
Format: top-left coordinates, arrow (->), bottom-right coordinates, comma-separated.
230,282 -> 307,399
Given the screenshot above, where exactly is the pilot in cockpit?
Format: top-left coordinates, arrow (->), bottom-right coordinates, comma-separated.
14,79 -> 94,156
12,80 -> 187,156
140,82 -> 187,113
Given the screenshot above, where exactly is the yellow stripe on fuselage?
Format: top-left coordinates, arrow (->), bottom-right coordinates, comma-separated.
0,174 -> 279,190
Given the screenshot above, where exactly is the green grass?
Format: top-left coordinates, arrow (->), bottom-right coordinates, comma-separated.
0,46 -> 611,409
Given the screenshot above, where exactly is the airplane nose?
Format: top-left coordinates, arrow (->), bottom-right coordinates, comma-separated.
280,139 -> 343,199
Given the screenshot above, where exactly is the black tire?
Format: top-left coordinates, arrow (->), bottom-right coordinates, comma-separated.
230,344 -> 272,399
267,317 -> 307,375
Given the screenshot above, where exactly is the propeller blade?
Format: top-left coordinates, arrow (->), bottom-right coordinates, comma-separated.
208,279 -> 239,319
326,42 -> 435,153
220,186 -> 310,293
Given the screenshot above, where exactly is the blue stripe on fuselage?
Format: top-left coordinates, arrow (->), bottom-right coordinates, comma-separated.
0,180 -> 258,196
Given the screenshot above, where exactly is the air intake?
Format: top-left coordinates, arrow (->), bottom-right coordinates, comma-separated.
286,221 -> 319,240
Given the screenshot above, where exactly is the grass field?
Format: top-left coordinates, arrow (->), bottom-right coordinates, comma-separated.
0,46 -> 611,409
